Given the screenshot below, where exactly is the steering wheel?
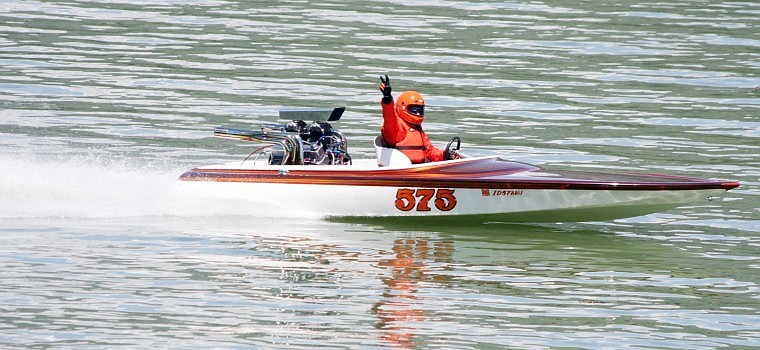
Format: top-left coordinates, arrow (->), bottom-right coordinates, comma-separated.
443,136 -> 461,160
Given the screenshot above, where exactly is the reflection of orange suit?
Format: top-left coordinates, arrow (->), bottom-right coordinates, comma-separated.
374,238 -> 454,349
381,100 -> 444,164
377,239 -> 425,349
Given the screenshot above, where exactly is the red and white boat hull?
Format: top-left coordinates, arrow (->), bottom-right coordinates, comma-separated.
178,157 -> 738,222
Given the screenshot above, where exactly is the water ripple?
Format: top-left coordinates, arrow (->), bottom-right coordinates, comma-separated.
1,0 -> 758,348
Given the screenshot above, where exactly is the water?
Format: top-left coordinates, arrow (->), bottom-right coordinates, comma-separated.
1,0 -> 758,348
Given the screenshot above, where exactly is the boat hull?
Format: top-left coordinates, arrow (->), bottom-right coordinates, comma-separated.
178,157 -> 736,222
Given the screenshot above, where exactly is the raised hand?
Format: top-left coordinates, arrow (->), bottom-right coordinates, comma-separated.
379,74 -> 392,103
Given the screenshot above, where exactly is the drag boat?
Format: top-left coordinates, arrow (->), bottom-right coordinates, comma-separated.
179,108 -> 739,222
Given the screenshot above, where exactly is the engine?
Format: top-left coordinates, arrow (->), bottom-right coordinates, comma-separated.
267,120 -> 351,166
212,107 -> 352,166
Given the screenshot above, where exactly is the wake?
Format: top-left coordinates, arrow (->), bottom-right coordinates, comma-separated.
0,154 -> 306,219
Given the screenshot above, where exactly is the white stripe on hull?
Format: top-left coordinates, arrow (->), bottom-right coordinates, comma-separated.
178,181 -> 725,222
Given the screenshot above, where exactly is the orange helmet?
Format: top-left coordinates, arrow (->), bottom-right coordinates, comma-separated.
395,91 -> 425,125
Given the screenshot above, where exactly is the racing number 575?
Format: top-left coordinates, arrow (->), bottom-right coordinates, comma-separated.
395,188 -> 457,212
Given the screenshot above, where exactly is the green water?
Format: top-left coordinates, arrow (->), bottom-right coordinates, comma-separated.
0,1 -> 758,348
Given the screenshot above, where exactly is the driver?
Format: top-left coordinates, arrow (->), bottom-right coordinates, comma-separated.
378,75 -> 459,163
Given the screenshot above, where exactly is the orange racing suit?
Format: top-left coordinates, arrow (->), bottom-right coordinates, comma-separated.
380,99 -> 444,164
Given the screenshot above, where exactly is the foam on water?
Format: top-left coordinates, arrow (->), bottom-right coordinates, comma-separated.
0,153 -> 315,219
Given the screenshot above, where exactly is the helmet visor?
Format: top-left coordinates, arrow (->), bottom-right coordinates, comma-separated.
407,104 -> 424,117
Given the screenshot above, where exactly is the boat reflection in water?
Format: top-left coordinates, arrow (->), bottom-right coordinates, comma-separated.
373,238 -> 454,348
